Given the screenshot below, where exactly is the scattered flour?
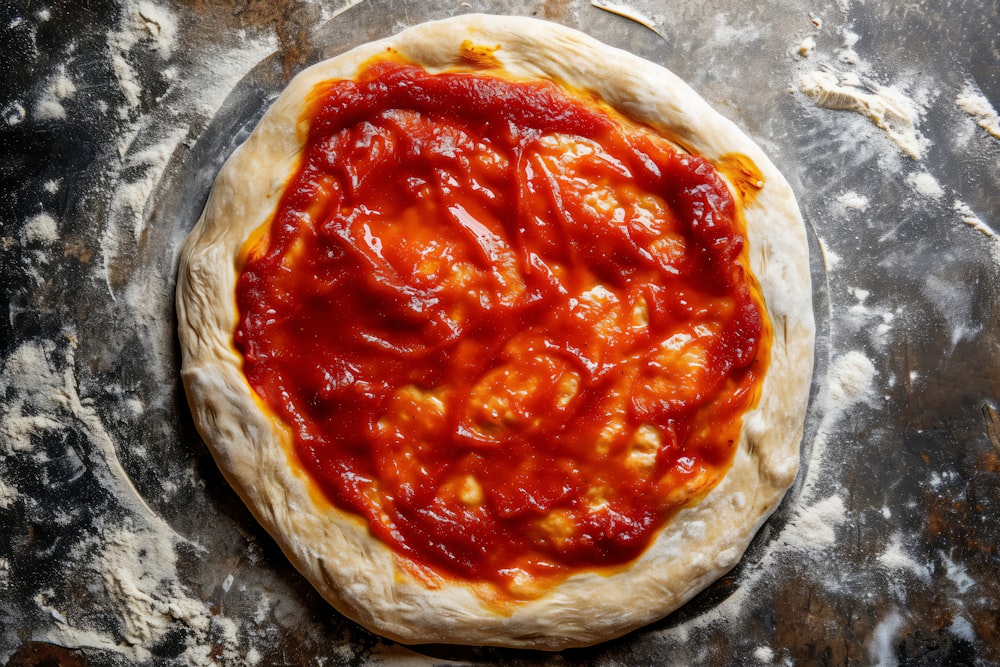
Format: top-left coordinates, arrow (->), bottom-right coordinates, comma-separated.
838,29 -> 861,64
939,551 -> 975,594
868,610 -> 904,666
953,201 -> 995,237
107,0 -> 180,115
799,69 -> 928,159
826,350 -> 877,410
100,2 -> 276,299
306,0 -> 369,25
118,127 -> 189,240
877,535 -> 931,581
3,100 -> 27,125
797,35 -> 816,58
905,171 -> 944,199
35,65 -> 77,121
99,528 -> 210,650
182,31 -> 278,120
794,22 -> 930,160
0,478 -> 18,509
837,190 -> 869,211
24,212 -> 60,244
754,645 -> 775,663
708,12 -> 763,46
779,494 -> 847,549
924,273 -> 982,348
0,337 -> 254,665
820,239 -> 842,269
956,82 -> 1000,139
950,616 -> 976,642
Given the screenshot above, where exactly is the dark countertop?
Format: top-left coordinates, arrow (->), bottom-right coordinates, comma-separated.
1,0 -> 998,664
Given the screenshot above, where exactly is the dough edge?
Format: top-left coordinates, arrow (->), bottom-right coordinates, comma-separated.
176,13 -> 815,650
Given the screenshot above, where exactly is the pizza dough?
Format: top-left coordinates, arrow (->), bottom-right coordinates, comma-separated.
176,14 -> 814,649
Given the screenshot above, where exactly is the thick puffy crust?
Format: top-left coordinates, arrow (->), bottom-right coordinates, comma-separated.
176,14 -> 814,649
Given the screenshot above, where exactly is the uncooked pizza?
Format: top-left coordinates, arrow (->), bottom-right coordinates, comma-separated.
176,14 -> 814,649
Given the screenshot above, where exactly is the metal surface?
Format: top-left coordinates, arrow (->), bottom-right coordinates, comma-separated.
1,0 -> 998,664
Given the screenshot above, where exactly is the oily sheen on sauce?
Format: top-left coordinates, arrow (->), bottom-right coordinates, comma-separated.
234,59 -> 769,596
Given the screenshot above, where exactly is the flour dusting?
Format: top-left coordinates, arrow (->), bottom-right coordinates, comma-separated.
826,351 -> 877,409
35,64 -> 77,121
837,190 -> 869,211
869,610 -> 904,666
779,495 -> 847,550
939,551 -> 975,594
0,479 -> 18,510
753,645 -> 775,663
99,529 -> 210,650
0,336 -> 257,664
3,100 -> 27,125
106,0 -> 179,119
905,171 -> 944,199
799,69 -> 928,159
956,82 -> 1000,140
796,35 -> 816,58
878,535 -> 930,581
953,201 -> 995,237
24,212 -> 60,244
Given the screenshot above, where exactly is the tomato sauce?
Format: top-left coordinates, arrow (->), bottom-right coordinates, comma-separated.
234,58 -> 769,595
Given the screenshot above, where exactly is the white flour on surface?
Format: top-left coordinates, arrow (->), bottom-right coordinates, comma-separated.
869,610 -> 905,666
939,551 -> 975,594
0,479 -> 17,510
99,528 -> 210,649
878,534 -> 931,582
796,35 -> 816,58
837,190 -> 870,211
2,0 -> 287,660
0,336 -> 251,665
35,64 -> 77,121
924,273 -> 982,348
905,171 -> 944,199
837,29 -> 860,65
953,201 -> 995,237
305,0 -> 369,25
100,8 -> 277,300
820,240 -> 842,269
777,494 -> 847,550
950,616 -> 976,642
956,82 -> 1000,140
792,21 -> 1000,268
799,69 -> 928,160
23,212 -> 60,244
108,0 -> 179,116
3,100 -> 27,125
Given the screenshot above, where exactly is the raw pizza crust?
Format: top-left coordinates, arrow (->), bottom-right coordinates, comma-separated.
176,14 -> 814,649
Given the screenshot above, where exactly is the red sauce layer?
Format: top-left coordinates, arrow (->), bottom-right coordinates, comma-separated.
235,59 -> 769,596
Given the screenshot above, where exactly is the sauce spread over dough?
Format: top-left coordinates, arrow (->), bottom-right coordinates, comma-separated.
235,58 -> 770,596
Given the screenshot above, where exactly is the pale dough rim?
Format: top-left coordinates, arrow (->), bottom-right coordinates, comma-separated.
176,13 -> 815,650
